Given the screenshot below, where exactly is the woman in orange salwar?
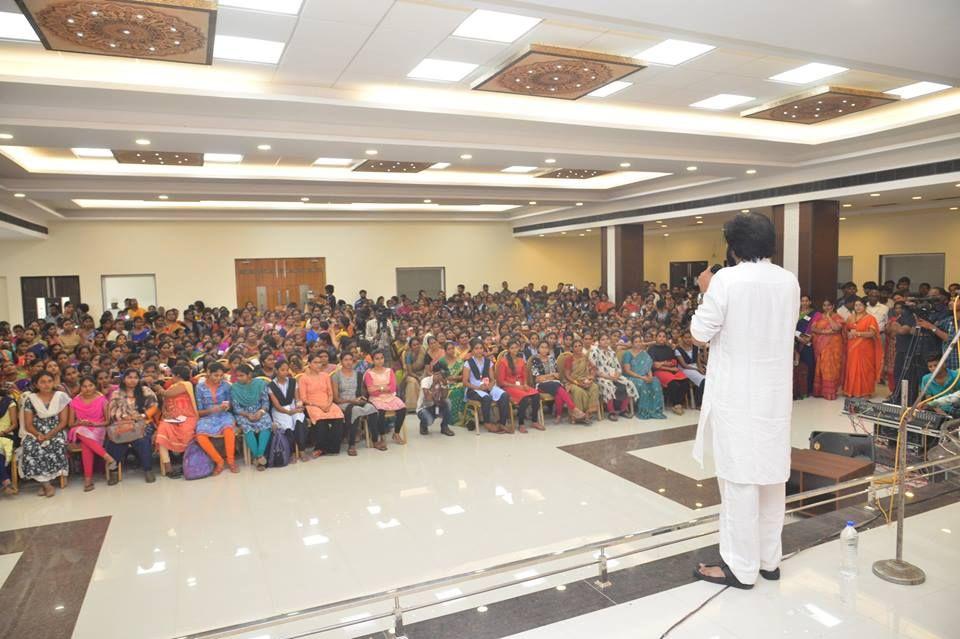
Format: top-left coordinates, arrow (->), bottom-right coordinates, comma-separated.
843,299 -> 883,398
811,299 -> 845,400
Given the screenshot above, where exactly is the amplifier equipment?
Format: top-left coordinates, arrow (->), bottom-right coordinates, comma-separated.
809,431 -> 874,461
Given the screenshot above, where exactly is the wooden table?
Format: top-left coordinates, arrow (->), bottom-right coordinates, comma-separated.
789,447 -> 875,515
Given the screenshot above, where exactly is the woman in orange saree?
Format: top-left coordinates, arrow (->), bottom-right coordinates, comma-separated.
811,299 -> 845,400
843,299 -> 883,398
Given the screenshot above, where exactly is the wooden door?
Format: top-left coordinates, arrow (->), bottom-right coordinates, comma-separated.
20,275 -> 81,323
235,258 -> 325,311
235,259 -> 280,311
277,258 -> 325,308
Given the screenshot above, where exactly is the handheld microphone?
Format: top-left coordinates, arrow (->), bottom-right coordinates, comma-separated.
709,264 -> 723,274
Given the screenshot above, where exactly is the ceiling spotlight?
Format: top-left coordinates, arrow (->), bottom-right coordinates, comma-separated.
365,149 -> 378,156
257,144 -> 272,151
544,158 -> 557,164
740,208 -> 750,213
135,138 -> 151,145
528,201 -> 537,205
911,195 -> 922,200
619,162 -> 631,168
696,220 -> 703,224
13,193 -> 26,198
158,195 -> 169,200
694,215 -> 703,219
842,203 -> 852,208
745,169 -> 757,175
575,202 -> 583,206
423,199 -> 432,203
663,233 -> 670,237
578,233 -> 585,237
459,153 -> 473,160
586,228 -> 592,232
839,217 -> 847,221
538,234 -> 545,237
429,162 -> 451,170
869,193 -> 880,197
950,206 -> 958,211
300,197 -> 310,202
686,165 -> 698,171
0,133 -> 13,140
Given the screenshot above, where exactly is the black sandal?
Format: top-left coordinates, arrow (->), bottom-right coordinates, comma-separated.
693,561 -> 754,590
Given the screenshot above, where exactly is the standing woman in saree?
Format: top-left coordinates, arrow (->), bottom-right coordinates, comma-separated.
843,298 -> 883,398
811,299 -> 845,400
155,365 -> 198,478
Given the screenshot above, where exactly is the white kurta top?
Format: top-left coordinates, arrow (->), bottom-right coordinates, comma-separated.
690,260 -> 800,485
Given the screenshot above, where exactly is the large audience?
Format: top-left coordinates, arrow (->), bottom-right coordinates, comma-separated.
0,274 -> 957,497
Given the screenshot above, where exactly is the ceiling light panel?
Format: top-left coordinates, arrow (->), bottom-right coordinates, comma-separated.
886,81 -> 952,99
769,62 -> 848,84
71,147 -> 115,159
203,153 -> 243,163
312,157 -> 354,166
635,39 -> 714,66
690,93 -> 754,110
0,11 -> 40,41
113,150 -> 203,165
452,9 -> 541,43
587,80 -> 631,98
429,162 -> 451,170
73,199 -> 520,212
741,86 -> 897,123
502,166 -> 539,173
218,0 -> 304,15
353,160 -> 433,173
408,58 -> 478,82
213,35 -> 285,64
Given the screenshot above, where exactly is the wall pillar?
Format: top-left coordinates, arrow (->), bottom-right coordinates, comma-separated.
601,224 -> 644,302
772,200 -> 839,303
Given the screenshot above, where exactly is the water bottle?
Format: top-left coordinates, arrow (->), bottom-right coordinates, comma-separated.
840,521 -> 858,577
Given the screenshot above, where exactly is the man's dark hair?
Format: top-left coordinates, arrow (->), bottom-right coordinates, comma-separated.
722,212 -> 775,262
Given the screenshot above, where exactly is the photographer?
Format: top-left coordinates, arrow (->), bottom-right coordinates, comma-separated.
916,287 -> 958,373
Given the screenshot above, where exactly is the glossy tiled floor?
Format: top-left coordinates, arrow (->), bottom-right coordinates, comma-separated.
0,396 -> 887,638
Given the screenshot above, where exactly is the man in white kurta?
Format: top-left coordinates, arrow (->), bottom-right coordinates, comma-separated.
690,219 -> 800,588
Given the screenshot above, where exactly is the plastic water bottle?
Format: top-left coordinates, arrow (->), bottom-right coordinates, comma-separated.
840,521 -> 858,577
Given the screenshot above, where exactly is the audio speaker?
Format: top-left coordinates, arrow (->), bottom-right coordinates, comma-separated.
809,431 -> 874,462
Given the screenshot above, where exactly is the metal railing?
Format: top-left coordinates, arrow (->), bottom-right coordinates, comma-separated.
180,451 -> 960,639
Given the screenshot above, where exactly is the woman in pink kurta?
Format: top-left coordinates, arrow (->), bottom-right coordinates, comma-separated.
67,376 -> 115,491
363,350 -> 406,449
298,354 -> 345,457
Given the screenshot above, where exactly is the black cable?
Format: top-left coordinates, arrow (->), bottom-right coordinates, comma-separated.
658,485 -> 960,638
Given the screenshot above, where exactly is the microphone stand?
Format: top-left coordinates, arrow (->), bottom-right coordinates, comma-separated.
873,303 -> 959,586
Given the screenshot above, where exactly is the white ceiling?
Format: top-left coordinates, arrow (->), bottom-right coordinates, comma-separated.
0,0 -> 958,233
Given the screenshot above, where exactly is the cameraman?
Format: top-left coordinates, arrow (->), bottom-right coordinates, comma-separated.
916,287 -> 958,373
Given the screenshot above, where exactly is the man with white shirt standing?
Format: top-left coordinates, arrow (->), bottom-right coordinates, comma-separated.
690,212 -> 800,590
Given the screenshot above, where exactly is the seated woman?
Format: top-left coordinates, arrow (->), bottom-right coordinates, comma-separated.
231,364 -> 273,471
589,334 -> 638,421
268,361 -> 307,462
622,336 -> 666,420
195,362 -> 238,475
674,331 -> 706,406
331,352 -> 378,456
20,371 -> 71,496
495,340 -> 542,432
530,340 -> 586,424
106,369 -> 158,484
298,353 -> 345,456
155,365 -> 198,478
68,375 -> 115,491
0,389 -> 17,494
440,341 -> 466,426
402,337 -> 427,411
363,350 -> 407,449
648,330 -> 690,415
561,338 -> 601,419
462,338 -> 511,433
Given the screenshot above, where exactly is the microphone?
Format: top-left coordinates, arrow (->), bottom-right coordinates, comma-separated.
697,265 -> 723,304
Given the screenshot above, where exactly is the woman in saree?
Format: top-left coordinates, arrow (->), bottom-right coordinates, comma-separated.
0,388 -> 17,494
561,338 -> 601,418
622,335 -> 666,420
67,375 -> 114,491
843,298 -> 883,398
530,340 -> 586,424
440,341 -> 466,426
793,295 -> 816,399
19,371 -> 71,496
589,333 -> 638,420
811,299 -> 846,400
155,365 -> 198,478
232,364 -> 273,470
885,301 -> 905,391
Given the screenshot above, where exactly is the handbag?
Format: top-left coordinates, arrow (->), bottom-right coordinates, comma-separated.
107,417 -> 146,444
267,427 -> 291,468
183,441 -> 214,480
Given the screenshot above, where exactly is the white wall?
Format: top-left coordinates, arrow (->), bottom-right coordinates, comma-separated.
0,220 -> 600,324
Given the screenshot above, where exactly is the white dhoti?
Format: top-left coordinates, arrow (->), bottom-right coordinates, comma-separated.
718,479 -> 786,585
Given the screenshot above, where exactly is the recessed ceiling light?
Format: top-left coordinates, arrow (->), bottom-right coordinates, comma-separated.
745,169 -> 757,175
71,147 -> 114,158
696,220 -> 703,224
619,162 -> 631,168
695,216 -> 703,219
13,193 -> 26,198
429,162 -> 451,170
587,81 -> 632,98
635,39 -> 715,65
586,228 -> 592,232
203,153 -> 243,163
0,133 -> 13,140
869,193 -> 880,197
408,58 -> 478,82
886,81 -> 951,99
579,233 -> 585,236
544,158 -> 557,164
312,157 -> 354,166
660,224 -> 668,228
423,199 -> 432,203
911,195 -> 922,200
452,9 -> 541,43
769,62 -> 848,84
839,217 -> 847,221
686,165 -> 698,171
842,203 -> 852,208
157,195 -> 168,200
538,234 -> 545,237
300,197 -> 310,202
459,154 -> 473,160
135,139 -> 151,146
950,206 -> 958,211
560,231 -> 566,235
740,209 -> 750,213
576,202 -> 583,206
218,0 -> 304,15
213,35 -> 285,64
502,166 -> 539,173
528,201 -> 537,205
690,94 -> 755,110
257,144 -> 272,151
663,233 -> 670,237
364,149 -> 378,156
0,11 -> 40,41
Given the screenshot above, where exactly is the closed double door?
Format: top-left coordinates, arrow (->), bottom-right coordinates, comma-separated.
235,258 -> 326,311
21,275 -> 81,324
